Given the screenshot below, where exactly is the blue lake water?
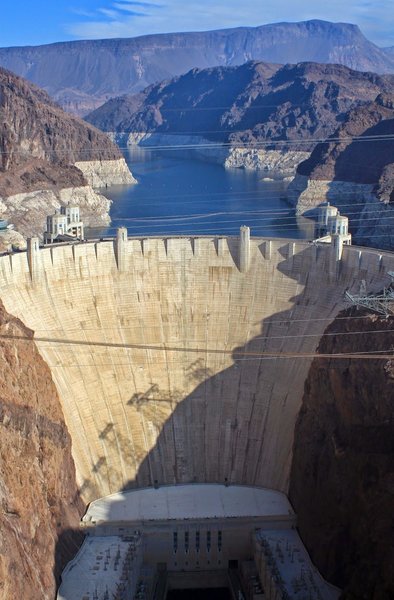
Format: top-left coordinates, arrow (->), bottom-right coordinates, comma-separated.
88,148 -> 314,239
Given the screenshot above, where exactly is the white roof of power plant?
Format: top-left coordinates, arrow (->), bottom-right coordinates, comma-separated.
255,529 -> 341,600
57,535 -> 141,600
83,484 -> 294,524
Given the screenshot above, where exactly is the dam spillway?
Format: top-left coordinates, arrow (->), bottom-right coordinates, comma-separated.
0,233 -> 392,503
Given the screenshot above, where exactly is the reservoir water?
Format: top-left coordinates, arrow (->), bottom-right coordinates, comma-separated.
90,148 -> 314,239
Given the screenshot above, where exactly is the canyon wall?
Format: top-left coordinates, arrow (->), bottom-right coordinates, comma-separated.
0,301 -> 83,600
0,235 -> 392,505
288,174 -> 394,250
224,148 -> 310,176
0,157 -> 136,250
287,97 -> 394,249
290,310 -> 394,599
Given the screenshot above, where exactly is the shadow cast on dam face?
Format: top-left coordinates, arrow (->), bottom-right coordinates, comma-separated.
78,244 -> 301,497
75,240 -> 385,499
126,245 -> 331,491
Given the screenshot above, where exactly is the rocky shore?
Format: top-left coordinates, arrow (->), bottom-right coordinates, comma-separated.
74,157 -> 136,188
0,185 -> 112,251
224,148 -> 310,177
0,155 -> 139,249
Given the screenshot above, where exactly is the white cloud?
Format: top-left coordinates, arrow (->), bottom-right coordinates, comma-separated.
98,8 -> 122,19
69,7 -> 97,18
65,0 -> 394,46
113,1 -> 164,10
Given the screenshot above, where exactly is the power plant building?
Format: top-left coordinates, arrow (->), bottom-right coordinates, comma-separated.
57,484 -> 339,600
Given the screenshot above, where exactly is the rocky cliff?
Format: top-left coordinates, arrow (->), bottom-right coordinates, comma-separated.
0,67 -> 135,245
296,94 -> 394,185
289,308 -> 394,599
287,94 -> 394,248
1,20 -> 394,115
0,300 -> 84,600
86,61 -> 394,177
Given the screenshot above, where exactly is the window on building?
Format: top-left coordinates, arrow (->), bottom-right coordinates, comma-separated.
218,530 -> 222,552
173,532 -> 178,554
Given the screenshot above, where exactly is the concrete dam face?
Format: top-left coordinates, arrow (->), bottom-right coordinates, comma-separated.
0,233 -> 392,503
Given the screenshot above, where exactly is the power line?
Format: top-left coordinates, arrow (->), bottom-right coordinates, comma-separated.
95,225 -> 394,239
30,313 -> 394,332
106,192 -> 392,209
102,211 -> 394,228
25,327 -> 394,347
143,102 -> 345,112
108,97 -> 394,117
116,133 -> 394,150
108,202 -> 391,221
1,333 -> 393,361
2,132 -> 394,156
101,213 -> 394,230
95,203 -> 394,229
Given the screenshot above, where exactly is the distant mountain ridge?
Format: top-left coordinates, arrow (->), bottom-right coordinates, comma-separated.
86,61 -> 394,150
1,20 -> 394,115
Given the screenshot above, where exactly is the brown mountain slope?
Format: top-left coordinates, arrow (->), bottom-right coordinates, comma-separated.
297,93 -> 394,192
0,66 -> 121,198
286,93 -> 394,249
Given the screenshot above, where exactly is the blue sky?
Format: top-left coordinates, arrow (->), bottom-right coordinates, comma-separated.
2,0 -> 393,48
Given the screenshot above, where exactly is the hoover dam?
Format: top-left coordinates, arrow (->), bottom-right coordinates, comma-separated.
0,229 -> 393,598
0,230 -> 392,497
